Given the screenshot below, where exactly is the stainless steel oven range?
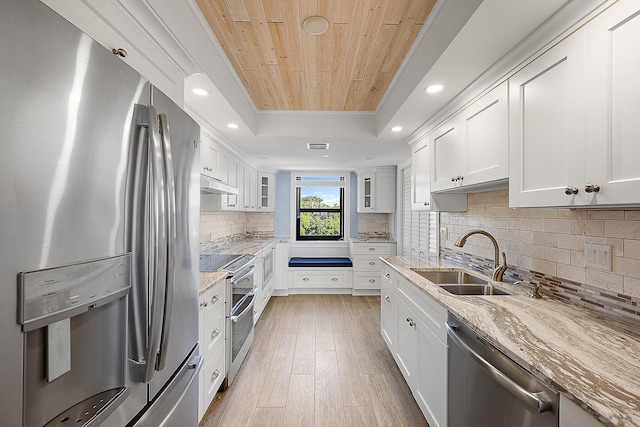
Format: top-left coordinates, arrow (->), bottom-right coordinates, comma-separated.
200,253 -> 256,388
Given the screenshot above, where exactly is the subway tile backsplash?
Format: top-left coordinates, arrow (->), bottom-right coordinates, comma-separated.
440,189 -> 640,321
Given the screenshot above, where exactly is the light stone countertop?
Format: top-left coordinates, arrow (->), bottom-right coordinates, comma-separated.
349,237 -> 397,243
199,270 -> 227,295
381,255 -> 640,427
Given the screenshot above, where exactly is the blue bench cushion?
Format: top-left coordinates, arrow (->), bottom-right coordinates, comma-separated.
288,257 -> 353,268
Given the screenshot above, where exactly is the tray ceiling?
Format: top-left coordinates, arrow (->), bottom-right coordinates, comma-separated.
195,0 -> 437,111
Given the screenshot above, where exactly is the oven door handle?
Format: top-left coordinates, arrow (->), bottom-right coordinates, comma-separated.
228,292 -> 255,323
446,322 -> 553,413
231,265 -> 256,284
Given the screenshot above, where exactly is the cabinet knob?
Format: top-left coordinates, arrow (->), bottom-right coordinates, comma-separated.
385,295 -> 390,301
564,187 -> 579,195
211,369 -> 220,382
211,328 -> 219,339
406,317 -> 415,327
200,301 -> 208,308
384,273 -> 390,279
211,294 -> 219,304
585,184 -> 600,193
424,201 -> 429,206
451,176 -> 457,182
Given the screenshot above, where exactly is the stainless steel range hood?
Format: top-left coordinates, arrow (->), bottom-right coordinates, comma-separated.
200,175 -> 238,195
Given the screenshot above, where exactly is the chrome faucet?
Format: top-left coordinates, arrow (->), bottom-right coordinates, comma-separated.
454,229 -> 508,282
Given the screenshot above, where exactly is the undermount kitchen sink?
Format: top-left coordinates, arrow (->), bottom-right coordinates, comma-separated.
411,269 -> 489,285
439,284 -> 510,296
410,269 -> 510,295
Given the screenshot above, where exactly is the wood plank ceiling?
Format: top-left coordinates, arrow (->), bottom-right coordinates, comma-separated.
196,0 -> 437,111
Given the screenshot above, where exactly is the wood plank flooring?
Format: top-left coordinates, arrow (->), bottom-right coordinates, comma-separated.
199,294 -> 429,427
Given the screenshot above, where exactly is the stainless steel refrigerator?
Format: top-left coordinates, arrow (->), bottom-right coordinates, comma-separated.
0,0 -> 201,426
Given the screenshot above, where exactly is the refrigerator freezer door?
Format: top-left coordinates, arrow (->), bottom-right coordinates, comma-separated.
0,0 -> 149,425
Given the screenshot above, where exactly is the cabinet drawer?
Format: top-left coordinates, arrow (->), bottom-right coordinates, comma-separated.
202,345 -> 225,410
291,270 -> 349,288
397,276 -> 447,343
200,280 -> 225,322
353,272 -> 380,290
203,304 -> 225,357
352,243 -> 395,255
381,263 -> 396,287
353,256 -> 384,271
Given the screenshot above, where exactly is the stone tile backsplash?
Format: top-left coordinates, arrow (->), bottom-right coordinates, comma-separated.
440,189 -> 640,321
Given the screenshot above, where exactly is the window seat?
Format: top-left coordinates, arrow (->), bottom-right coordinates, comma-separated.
288,257 -> 353,268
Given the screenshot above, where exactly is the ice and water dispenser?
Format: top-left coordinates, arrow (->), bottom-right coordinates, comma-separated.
18,254 -> 132,427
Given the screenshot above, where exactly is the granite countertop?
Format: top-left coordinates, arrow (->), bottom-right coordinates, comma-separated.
349,237 -> 397,243
199,270 -> 228,295
381,256 -> 640,427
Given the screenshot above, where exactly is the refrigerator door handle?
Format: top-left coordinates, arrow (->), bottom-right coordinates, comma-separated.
144,105 -> 168,383
156,113 -> 176,372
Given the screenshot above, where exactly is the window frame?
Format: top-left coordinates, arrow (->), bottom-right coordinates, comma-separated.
295,186 -> 344,241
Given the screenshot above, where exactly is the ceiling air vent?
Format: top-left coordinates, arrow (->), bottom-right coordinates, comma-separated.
307,143 -> 330,150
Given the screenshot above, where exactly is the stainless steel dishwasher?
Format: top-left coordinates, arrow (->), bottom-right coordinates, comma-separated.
446,313 -> 558,427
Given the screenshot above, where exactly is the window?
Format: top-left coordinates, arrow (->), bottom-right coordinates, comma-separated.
296,186 -> 344,240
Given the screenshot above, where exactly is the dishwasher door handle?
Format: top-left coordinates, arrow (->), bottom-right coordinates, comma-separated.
446,322 -> 553,413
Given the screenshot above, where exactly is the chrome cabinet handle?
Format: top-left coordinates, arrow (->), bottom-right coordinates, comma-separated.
406,317 -> 415,327
211,294 -> 219,304
384,273 -> 390,279
585,184 -> 600,193
332,277 -> 338,281
369,279 -> 376,283
369,261 -> 376,265
564,187 -> 578,195
385,295 -> 390,301
424,201 -> 429,206
451,175 -> 464,182
200,301 -> 208,308
451,176 -> 457,182
369,247 -> 376,252
211,369 -> 220,382
303,277 -> 310,281
211,328 -> 219,339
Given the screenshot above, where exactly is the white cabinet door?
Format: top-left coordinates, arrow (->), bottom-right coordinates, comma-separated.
358,172 -> 374,212
462,81 -> 509,188
431,120 -> 463,192
380,281 -> 398,354
585,0 -> 640,206
509,28 -> 587,207
357,168 -> 396,213
200,135 -> 221,181
395,296 -> 418,389
221,153 -> 239,210
257,172 -> 275,212
559,395 -> 605,427
414,316 -> 447,427
411,137 -> 432,210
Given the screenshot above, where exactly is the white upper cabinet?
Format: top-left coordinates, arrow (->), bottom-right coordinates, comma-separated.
585,0 -> 640,206
200,133 -> 221,181
431,81 -> 508,193
257,172 -> 276,212
509,27 -> 588,208
357,167 -> 396,213
410,136 -> 467,212
510,0 -> 640,208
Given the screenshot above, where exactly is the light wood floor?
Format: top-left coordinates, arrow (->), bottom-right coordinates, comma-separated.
199,294 -> 429,427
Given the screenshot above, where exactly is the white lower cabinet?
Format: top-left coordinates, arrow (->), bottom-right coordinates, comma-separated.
198,280 -> 226,420
560,395 -> 605,427
381,268 -> 448,427
351,242 -> 396,294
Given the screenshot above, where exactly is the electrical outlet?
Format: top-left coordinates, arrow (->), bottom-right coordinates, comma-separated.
584,243 -> 612,271
440,226 -> 448,241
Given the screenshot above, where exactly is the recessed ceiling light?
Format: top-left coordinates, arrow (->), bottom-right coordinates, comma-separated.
391,126 -> 403,132
323,155 -> 330,158
227,123 -> 239,129
192,88 -> 210,96
303,16 -> 329,35
425,84 -> 443,94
